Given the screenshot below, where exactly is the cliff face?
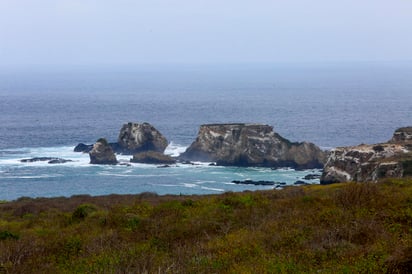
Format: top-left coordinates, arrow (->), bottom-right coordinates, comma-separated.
321,127 -> 412,184
180,123 -> 326,169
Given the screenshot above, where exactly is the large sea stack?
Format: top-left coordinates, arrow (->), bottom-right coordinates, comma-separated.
320,127 -> 412,184
180,123 -> 326,169
117,122 -> 168,154
89,138 -> 118,165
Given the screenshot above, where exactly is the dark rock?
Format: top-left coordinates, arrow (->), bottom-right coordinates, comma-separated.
180,160 -> 195,165
21,157 -> 72,164
48,159 -> 73,164
117,122 -> 168,154
21,157 -> 56,163
321,128 -> 412,184
232,180 -> 276,186
157,164 -> 171,168
89,138 -> 118,165
180,123 -> 326,169
74,143 -> 93,153
131,151 -> 176,165
303,174 -> 321,180
294,180 -> 308,185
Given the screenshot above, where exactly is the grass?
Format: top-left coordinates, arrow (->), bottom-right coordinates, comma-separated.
1,180 -> 412,273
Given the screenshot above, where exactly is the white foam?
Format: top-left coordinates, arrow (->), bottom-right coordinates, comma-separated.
14,174 -> 62,179
200,186 -> 225,192
164,142 -> 187,157
183,183 -> 197,188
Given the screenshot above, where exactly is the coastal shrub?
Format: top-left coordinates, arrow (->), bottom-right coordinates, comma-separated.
402,160 -> 412,177
1,180 -> 412,272
334,182 -> 380,210
0,230 -> 19,240
72,204 -> 97,220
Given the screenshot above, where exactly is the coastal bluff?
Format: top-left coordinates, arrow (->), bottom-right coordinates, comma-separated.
180,123 -> 326,169
320,127 -> 412,184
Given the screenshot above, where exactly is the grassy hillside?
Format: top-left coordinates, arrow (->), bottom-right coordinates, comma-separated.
1,179 -> 412,273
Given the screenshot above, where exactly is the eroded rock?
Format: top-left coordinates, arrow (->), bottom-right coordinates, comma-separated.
180,123 -> 326,169
117,122 -> 168,154
321,127 -> 412,184
89,138 -> 118,165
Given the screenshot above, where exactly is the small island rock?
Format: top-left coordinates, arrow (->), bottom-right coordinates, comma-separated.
180,123 -> 326,169
89,138 -> 118,165
117,122 -> 169,154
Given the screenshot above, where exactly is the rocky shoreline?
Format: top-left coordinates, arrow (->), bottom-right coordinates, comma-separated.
22,121 -> 412,185
320,127 -> 412,184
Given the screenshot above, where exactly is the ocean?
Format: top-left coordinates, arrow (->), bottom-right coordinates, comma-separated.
1,62 -> 411,200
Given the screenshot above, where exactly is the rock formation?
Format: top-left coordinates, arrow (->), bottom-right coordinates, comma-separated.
89,138 -> 118,165
180,123 -> 326,169
320,127 -> 412,184
131,151 -> 176,165
74,122 -> 168,155
117,122 -> 168,154
390,127 -> 412,143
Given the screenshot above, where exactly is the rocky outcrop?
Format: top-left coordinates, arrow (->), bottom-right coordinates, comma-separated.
74,122 -> 168,155
390,127 -> 412,143
321,127 -> 412,184
89,138 -> 118,165
131,151 -> 176,165
117,122 -> 168,154
180,123 -> 326,169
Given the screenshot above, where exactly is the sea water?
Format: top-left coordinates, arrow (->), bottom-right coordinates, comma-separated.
1,62 -> 411,200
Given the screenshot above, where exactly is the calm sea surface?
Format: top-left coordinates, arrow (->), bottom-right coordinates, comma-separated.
1,62 -> 411,200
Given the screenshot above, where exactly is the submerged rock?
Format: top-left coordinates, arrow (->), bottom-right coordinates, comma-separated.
232,180 -> 277,186
303,174 -> 322,180
180,123 -> 326,169
21,157 -> 72,164
131,151 -> 176,165
89,138 -> 118,165
48,159 -> 73,164
321,127 -> 412,184
117,122 -> 168,154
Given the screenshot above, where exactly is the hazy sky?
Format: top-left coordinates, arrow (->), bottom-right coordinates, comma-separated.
1,0 -> 412,67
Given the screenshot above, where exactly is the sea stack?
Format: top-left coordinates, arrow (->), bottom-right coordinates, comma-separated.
89,138 -> 118,165
180,123 -> 326,169
117,122 -> 168,154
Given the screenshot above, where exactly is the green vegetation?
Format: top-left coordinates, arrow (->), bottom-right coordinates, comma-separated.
1,180 -> 412,273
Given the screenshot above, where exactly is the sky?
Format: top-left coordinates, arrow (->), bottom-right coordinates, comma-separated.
1,0 -> 412,67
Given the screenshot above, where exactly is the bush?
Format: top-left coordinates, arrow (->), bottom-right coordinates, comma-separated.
72,204 -> 97,220
0,230 -> 19,240
334,182 -> 380,210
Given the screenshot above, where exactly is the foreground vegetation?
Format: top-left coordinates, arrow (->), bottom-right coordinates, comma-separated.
1,179 -> 412,273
